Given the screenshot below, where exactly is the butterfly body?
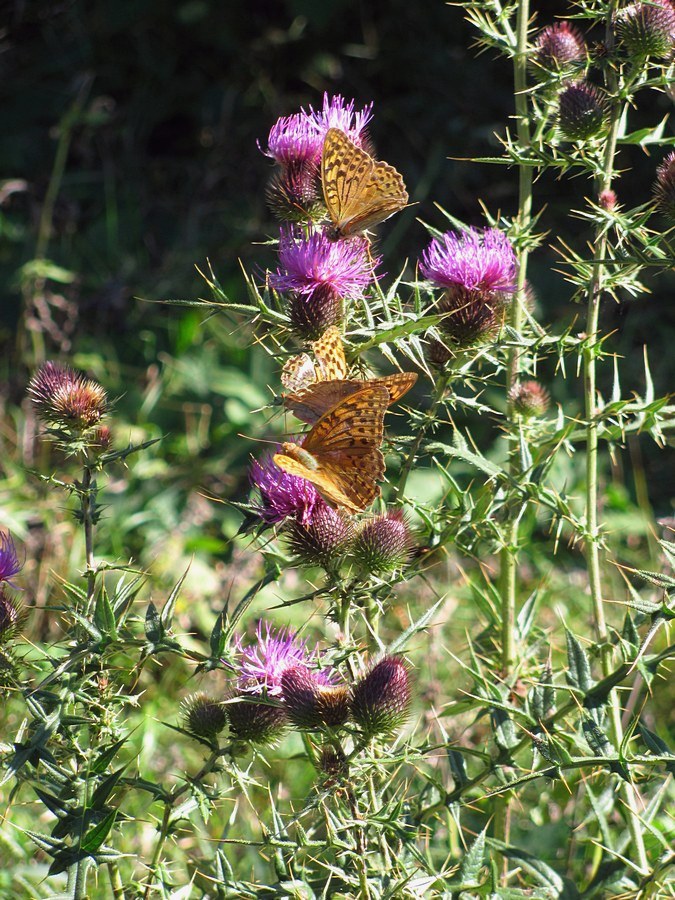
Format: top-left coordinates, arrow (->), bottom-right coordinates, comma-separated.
321,128 -> 408,239
274,384 -> 388,512
281,326 -> 417,425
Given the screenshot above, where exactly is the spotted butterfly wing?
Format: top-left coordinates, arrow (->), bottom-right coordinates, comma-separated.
273,385 -> 388,512
321,128 -> 409,239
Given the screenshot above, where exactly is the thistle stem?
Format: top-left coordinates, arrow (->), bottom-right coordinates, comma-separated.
397,370 -> 450,498
81,462 -> 97,615
582,4 -> 648,872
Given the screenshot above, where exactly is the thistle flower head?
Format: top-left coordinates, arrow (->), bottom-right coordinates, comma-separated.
236,621 -> 334,698
508,380 -> 551,417
280,664 -> 351,730
250,454 -> 319,526
653,151 -> 675,221
28,361 -> 108,430
0,533 -> 22,586
351,510 -> 413,576
428,286 -> 505,360
420,228 -> 518,296
303,93 -> 373,147
533,22 -> 587,73
351,656 -> 412,738
265,112 -> 323,166
285,502 -> 354,570
617,1 -> 675,59
558,82 -> 607,141
271,228 -> 375,300
181,693 -> 228,739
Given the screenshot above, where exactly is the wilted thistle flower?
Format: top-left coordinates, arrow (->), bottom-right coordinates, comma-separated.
616,0 -> 675,59
280,664 -> 351,730
285,500 -> 353,570
250,454 -> 319,527
28,361 -> 108,430
182,693 -> 228,739
533,21 -> 587,74
558,82 -> 607,141
270,229 -> 375,339
0,532 -> 22,586
508,380 -> 551,418
653,151 -> 675,221
351,510 -> 413,576
420,228 -> 517,356
0,587 -> 26,643
351,656 -> 412,738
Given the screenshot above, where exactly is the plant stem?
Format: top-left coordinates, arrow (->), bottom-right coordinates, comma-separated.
80,462 -> 97,615
397,370 -> 450,498
581,5 -> 648,871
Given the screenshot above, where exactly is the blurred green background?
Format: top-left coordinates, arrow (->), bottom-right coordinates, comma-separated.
1,0 -> 673,596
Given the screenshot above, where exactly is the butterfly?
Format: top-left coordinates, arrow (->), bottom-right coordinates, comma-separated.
321,128 -> 409,239
273,385 -> 388,513
281,326 -> 417,425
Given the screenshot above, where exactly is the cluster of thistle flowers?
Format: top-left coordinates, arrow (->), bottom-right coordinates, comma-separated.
27,361 -> 112,454
533,6 -> 675,170
184,622 -> 411,751
0,532 -> 26,684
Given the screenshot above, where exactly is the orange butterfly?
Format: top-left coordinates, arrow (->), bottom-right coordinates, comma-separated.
281,326 -> 417,425
273,385 -> 388,513
321,128 -> 409,239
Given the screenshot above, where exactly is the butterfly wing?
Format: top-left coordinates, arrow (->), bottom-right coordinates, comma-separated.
322,128 -> 408,238
281,353 -> 319,393
284,380 -> 364,424
312,326 -> 347,380
272,452 -> 367,512
375,372 -> 418,405
302,384 -> 388,454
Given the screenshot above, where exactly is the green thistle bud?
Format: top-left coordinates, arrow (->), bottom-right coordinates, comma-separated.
351,656 -> 412,738
558,82 -> 607,141
287,284 -> 343,341
226,695 -> 287,745
508,380 -> 551,418
284,503 -> 353,570
351,511 -> 413,576
653,152 -> 675,221
181,693 -> 228,740
280,665 -> 351,730
617,1 -> 675,59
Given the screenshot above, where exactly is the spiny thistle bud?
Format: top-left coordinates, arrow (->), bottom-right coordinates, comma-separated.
0,587 -> 26,643
616,1 -> 675,60
28,361 -> 108,430
181,693 -> 228,739
266,159 -> 325,224
533,22 -> 587,74
436,287 -> 504,351
599,189 -> 618,211
226,696 -> 287,745
558,82 -> 607,141
508,380 -> 551,417
280,665 -> 351,730
287,285 -> 344,341
653,152 -> 675,221
284,501 -> 353,569
351,510 -> 413,576
92,426 -> 113,453
351,656 -> 412,738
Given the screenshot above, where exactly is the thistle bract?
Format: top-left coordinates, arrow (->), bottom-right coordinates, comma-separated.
226,696 -> 287,745
285,501 -> 353,570
533,22 -> 587,74
280,664 -> 351,730
653,151 -> 675,221
182,693 -> 228,739
508,380 -> 551,417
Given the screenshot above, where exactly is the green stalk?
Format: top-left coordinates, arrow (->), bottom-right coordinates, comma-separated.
397,370 -> 450,499
582,4 -> 648,873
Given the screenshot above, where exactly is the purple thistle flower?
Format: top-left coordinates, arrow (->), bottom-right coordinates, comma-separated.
0,533 -> 22,586
302,93 -> 373,146
270,228 -> 376,299
265,113 -> 324,166
250,453 -> 319,526
237,622 -> 334,698
420,228 -> 518,296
